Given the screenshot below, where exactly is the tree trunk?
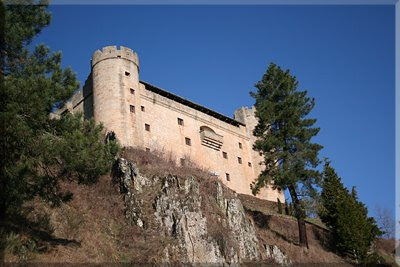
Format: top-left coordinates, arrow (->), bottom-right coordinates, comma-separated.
288,184 -> 309,248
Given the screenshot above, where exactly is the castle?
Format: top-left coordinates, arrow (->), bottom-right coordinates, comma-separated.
53,45 -> 284,203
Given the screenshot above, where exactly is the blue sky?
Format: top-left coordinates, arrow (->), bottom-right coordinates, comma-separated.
33,5 -> 395,216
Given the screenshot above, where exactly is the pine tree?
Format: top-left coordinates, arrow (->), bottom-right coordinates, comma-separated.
277,198 -> 283,214
250,63 -> 323,248
284,202 -> 289,215
0,1 -> 119,217
319,160 -> 381,262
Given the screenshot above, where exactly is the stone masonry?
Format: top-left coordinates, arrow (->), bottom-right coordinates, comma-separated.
52,45 -> 285,203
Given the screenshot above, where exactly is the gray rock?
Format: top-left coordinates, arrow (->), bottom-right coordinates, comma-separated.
154,175 -> 225,264
215,181 -> 260,261
112,158 -> 147,227
264,244 -> 292,266
112,157 -> 291,265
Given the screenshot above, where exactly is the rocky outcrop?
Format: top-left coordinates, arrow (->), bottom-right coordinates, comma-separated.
215,182 -> 260,261
154,174 -> 225,263
112,157 -> 291,265
265,244 -> 292,266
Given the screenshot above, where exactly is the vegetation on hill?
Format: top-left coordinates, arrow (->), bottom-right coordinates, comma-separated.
0,148 -> 353,264
0,0 -> 119,256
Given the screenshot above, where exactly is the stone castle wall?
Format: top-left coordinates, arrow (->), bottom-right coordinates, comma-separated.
53,45 -> 285,203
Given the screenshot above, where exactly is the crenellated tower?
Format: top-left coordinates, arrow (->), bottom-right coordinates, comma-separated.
91,46 -> 140,146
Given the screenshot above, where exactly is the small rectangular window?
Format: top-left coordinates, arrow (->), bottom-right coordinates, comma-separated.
238,157 -> 242,164
185,137 -> 191,146
248,162 -> 252,167
130,88 -> 135,94
226,173 -> 230,181
130,105 -> 135,113
125,71 -> 130,76
222,152 -> 228,159
180,158 -> 186,166
239,142 -> 242,149
145,147 -> 150,152
177,118 -> 184,126
141,106 -> 145,112
259,152 -> 263,156
145,124 -> 150,131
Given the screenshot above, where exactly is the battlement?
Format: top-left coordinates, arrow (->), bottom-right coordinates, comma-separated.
92,45 -> 139,68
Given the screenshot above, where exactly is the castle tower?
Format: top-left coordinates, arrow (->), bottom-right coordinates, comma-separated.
91,46 -> 140,146
234,106 -> 285,203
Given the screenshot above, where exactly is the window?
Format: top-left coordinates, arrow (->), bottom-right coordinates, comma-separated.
185,137 -> 191,146
177,118 -> 184,126
248,162 -> 252,167
180,158 -> 186,166
145,147 -> 150,152
117,55 -> 121,58
141,106 -> 145,112
145,124 -> 150,131
238,142 -> 243,149
222,151 -> 228,159
125,71 -> 130,76
226,173 -> 230,181
130,105 -> 135,113
130,88 -> 135,94
238,157 -> 242,164
259,152 -> 263,156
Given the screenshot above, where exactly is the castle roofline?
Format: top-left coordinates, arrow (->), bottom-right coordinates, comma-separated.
140,81 -> 246,127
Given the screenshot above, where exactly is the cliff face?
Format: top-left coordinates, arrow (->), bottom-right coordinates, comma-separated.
112,157 -> 291,265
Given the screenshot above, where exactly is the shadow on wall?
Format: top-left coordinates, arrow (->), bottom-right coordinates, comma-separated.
82,73 -> 94,120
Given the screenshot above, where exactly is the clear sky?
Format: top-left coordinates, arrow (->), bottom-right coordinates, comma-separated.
32,5 -> 395,216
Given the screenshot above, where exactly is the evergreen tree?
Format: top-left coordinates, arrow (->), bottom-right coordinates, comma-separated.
284,202 -> 289,215
0,1 -> 119,217
277,198 -> 283,214
250,63 -> 323,248
319,160 -> 381,262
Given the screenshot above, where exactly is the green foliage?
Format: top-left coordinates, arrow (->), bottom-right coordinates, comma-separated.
319,160 -> 382,262
250,62 -> 323,247
0,1 -> 119,217
302,195 -> 322,218
0,230 -> 38,262
250,63 -> 323,196
277,198 -> 283,214
289,203 -> 294,217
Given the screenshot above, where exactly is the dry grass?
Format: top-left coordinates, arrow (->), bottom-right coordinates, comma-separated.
1,147 -> 358,265
375,238 -> 397,266
2,147 -> 221,263
245,208 -> 348,265
238,193 -> 280,215
122,147 -> 213,180
18,174 -> 182,264
241,193 -> 343,264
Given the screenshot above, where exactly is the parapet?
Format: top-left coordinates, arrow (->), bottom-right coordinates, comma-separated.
234,106 -> 255,124
91,45 -> 139,69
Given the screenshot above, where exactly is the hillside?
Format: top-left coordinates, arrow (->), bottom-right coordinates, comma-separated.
1,148 -> 395,265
